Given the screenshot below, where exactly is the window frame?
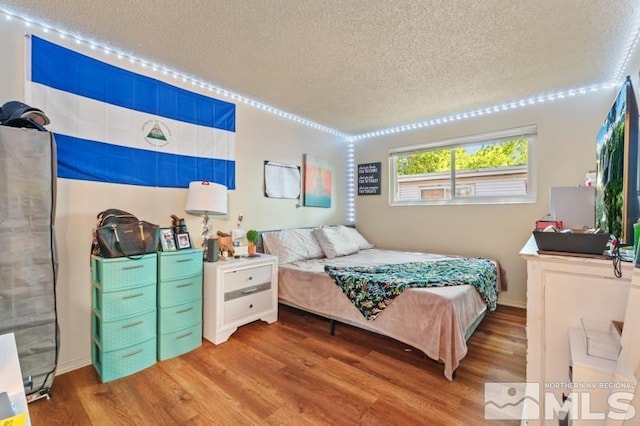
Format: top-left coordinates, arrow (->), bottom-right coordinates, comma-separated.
389,125 -> 537,206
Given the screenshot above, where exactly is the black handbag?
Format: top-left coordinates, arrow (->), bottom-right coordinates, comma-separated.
94,209 -> 159,258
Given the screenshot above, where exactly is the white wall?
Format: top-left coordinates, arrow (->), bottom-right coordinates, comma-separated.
3,13 -> 640,372
353,73 -> 640,308
0,21 -> 348,373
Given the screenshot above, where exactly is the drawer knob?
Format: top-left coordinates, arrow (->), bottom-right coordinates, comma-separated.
249,304 -> 253,309
122,292 -> 143,300
176,283 -> 194,289
121,320 -> 143,329
122,264 -> 144,270
121,348 -> 143,359
177,331 -> 193,340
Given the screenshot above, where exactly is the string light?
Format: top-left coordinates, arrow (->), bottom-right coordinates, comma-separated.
348,81 -> 620,142
614,20 -> 640,82
0,7 -> 348,139
0,6 -> 638,143
346,143 -> 356,224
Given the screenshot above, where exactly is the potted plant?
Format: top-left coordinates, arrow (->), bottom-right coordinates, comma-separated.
246,229 -> 259,255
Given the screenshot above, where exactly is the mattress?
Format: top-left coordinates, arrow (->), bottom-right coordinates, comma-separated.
277,248 -> 496,380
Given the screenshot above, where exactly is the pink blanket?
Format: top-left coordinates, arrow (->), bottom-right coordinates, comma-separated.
277,249 -> 499,380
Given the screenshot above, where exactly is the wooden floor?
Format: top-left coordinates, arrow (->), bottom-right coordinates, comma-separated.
29,304 -> 526,425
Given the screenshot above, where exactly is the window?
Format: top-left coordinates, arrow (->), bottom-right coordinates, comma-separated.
389,125 -> 536,205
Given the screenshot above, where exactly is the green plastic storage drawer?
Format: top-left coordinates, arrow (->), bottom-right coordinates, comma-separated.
92,254 -> 157,291
92,336 -> 156,383
158,299 -> 202,334
157,274 -> 202,308
158,323 -> 202,361
92,282 -> 156,321
158,250 -> 202,281
92,309 -> 156,352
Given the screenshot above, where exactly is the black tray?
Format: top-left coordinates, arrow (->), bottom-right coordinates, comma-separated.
532,230 -> 610,255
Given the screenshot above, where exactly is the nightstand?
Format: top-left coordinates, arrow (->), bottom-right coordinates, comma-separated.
203,254 -> 278,344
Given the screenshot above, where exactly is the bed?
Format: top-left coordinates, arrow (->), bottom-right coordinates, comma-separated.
259,226 -> 502,380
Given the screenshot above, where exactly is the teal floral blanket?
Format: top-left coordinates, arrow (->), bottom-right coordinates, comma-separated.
324,258 -> 498,320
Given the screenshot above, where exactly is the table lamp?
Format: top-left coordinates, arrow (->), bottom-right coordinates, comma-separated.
185,181 -> 228,258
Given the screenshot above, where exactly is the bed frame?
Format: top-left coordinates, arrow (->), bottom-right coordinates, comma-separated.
255,229 -> 499,380
271,247 -> 496,380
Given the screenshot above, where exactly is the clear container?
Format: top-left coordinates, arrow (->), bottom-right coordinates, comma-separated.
580,318 -> 622,360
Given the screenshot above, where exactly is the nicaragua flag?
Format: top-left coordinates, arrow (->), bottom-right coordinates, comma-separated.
27,35 -> 235,189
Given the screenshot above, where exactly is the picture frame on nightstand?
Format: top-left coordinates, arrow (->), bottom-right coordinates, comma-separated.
160,228 -> 177,251
176,232 -> 191,250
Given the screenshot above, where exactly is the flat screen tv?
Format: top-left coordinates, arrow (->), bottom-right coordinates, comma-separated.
596,76 -> 640,245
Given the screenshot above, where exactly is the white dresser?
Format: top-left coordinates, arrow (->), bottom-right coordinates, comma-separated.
203,254 -> 278,344
568,327 -> 619,426
606,266 -> 640,426
520,237 -> 633,425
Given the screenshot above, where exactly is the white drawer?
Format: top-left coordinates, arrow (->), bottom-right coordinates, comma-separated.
225,282 -> 271,302
223,290 -> 273,324
223,264 -> 272,293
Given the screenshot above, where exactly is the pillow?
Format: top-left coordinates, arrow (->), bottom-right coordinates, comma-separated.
262,228 -> 324,264
313,226 -> 360,259
343,226 -> 374,250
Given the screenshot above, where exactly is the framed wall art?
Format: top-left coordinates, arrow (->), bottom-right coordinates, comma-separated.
303,154 -> 332,208
264,161 -> 301,199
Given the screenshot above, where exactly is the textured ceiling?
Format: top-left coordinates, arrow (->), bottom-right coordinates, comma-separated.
1,0 -> 638,135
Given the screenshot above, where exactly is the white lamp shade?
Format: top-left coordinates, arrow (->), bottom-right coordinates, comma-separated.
185,181 -> 228,215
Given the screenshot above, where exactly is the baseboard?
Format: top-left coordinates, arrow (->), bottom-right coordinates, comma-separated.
497,299 -> 526,309
56,356 -> 92,375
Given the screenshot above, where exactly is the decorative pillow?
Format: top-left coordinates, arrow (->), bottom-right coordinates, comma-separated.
313,226 -> 360,259
262,228 -> 324,264
344,226 -> 374,250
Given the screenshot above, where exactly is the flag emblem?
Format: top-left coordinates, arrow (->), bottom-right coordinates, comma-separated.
143,120 -> 171,147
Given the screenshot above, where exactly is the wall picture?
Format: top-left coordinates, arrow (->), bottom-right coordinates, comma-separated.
303,154 -> 332,208
264,161 -> 301,199
357,162 -> 381,195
